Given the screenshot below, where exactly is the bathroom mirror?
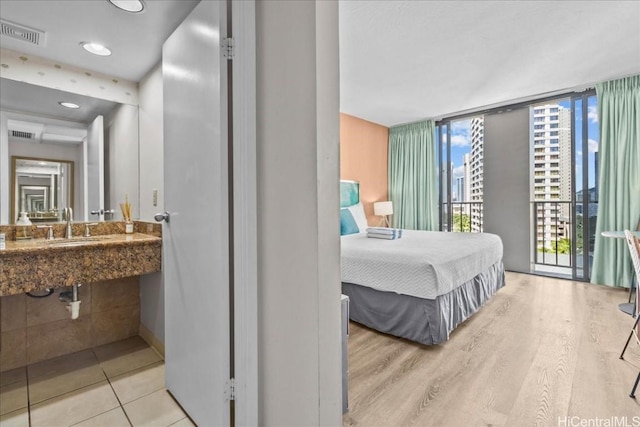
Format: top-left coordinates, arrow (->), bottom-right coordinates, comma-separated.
11,156 -> 74,223
0,78 -> 139,224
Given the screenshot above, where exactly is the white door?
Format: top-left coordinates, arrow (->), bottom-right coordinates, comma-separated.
162,1 -> 230,425
85,115 -> 104,221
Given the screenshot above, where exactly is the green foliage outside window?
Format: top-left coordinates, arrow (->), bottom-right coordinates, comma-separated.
453,213 -> 470,232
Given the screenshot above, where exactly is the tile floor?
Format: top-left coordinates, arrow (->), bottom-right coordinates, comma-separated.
0,336 -> 193,427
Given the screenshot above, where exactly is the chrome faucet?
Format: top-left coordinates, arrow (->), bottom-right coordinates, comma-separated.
37,225 -> 54,240
64,207 -> 74,239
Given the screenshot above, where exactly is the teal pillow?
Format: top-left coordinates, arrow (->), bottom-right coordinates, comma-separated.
340,208 -> 360,235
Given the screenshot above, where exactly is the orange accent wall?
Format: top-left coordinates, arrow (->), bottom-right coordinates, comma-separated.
340,113 -> 389,226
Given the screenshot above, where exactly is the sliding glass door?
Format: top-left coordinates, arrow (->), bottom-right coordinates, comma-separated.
437,91 -> 599,281
438,116 -> 484,233
572,94 -> 599,281
530,93 -> 598,281
530,99 -> 574,277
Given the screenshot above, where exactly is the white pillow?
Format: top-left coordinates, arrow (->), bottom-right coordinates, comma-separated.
346,203 -> 368,233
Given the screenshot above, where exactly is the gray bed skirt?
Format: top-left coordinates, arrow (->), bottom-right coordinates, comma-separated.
342,261 -> 505,345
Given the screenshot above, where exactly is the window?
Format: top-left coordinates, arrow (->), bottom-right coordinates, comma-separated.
534,132 -> 545,137
550,131 -> 559,136
550,123 -> 559,128
550,146 -> 559,152
534,124 -> 544,129
437,115 -> 485,233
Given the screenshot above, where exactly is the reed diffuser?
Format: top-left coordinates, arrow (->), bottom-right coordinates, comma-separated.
120,195 -> 133,234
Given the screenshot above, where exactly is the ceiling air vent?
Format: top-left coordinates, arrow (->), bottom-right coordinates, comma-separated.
11,130 -> 35,139
0,20 -> 45,46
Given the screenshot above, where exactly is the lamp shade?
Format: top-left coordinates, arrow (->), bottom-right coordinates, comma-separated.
373,201 -> 393,216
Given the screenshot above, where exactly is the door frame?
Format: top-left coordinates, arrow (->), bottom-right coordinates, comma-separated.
231,0 -> 258,424
570,90 -> 598,282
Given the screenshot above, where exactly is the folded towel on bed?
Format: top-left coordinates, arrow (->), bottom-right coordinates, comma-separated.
367,233 -> 399,240
366,227 -> 397,235
367,228 -> 403,239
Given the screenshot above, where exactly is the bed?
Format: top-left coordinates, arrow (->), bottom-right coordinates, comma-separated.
340,181 -> 505,345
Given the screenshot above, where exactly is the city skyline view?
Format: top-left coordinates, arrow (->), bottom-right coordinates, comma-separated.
445,97 -> 599,202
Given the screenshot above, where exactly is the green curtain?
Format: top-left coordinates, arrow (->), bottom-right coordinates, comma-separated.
591,75 -> 640,288
388,120 -> 438,230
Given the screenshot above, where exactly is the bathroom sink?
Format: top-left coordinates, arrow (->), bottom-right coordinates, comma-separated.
44,235 -> 121,247
46,240 -> 91,247
2,226 -> 162,297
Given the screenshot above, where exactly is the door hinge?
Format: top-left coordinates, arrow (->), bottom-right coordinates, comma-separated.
222,37 -> 234,60
225,377 -> 236,401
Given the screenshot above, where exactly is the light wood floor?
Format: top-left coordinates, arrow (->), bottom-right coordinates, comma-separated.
343,272 -> 640,427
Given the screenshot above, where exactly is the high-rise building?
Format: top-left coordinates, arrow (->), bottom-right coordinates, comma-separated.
532,104 -> 572,249
470,117 -> 484,232
455,176 -> 464,202
463,152 -> 471,203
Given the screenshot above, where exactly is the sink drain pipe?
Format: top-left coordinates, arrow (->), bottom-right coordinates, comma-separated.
59,284 -> 82,320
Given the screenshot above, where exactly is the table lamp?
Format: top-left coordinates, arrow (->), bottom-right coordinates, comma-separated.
374,201 -> 393,228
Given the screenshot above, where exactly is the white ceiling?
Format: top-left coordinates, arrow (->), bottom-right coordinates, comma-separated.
0,0 -> 198,126
1,1 -> 638,129
0,79 -> 118,123
0,0 -> 199,82
339,1 -> 640,126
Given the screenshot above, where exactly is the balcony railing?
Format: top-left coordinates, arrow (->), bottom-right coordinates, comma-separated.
445,202 -> 483,233
533,201 -> 573,268
443,200 -> 597,276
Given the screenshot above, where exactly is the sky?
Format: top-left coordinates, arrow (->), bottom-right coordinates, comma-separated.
440,95 -> 600,201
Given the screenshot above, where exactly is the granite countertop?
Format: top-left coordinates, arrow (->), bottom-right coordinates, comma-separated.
1,233 -> 161,255
1,223 -> 162,296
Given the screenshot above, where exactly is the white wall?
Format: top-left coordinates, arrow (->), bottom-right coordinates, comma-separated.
104,104 -> 139,220
256,1 -> 342,425
0,112 -> 8,223
138,63 -> 165,221
8,139 -> 80,162
137,63 -> 165,345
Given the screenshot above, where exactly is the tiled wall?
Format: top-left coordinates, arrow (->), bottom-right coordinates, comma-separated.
0,276 -> 140,371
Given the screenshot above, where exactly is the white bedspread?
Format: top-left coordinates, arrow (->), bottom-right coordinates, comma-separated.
341,230 -> 503,299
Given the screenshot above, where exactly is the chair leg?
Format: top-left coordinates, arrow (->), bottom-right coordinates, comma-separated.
630,371 -> 640,399
620,315 -> 640,359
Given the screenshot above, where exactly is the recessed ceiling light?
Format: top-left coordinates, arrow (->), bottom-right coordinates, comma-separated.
59,101 -> 80,109
81,42 -> 112,56
108,0 -> 144,13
